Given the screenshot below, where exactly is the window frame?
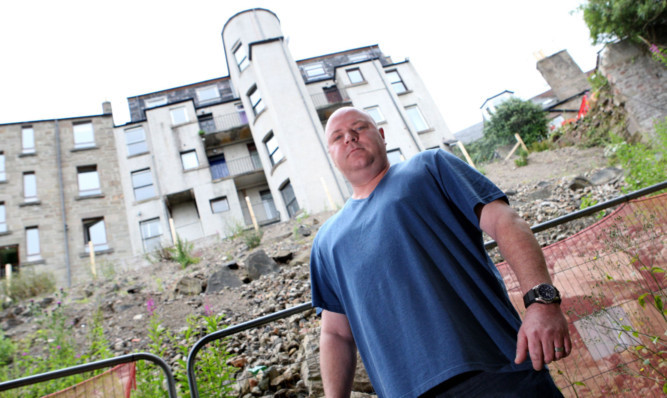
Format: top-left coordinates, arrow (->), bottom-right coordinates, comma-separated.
0,151 -> 5,182
304,63 -> 326,78
73,122 -> 95,149
82,217 -> 109,252
264,131 -> 284,166
386,70 -> 408,94
248,86 -> 265,116
131,168 -> 156,202
387,148 -> 405,165
124,126 -> 148,156
0,202 -> 6,233
22,126 -> 35,154
23,172 -> 37,202
365,106 -> 385,124
346,68 -> 365,84
170,106 -> 189,125
180,150 -> 199,171
210,196 -> 230,214
25,226 -> 41,262
196,85 -> 220,104
140,218 -> 162,252
77,165 -> 102,197
145,96 -> 167,109
405,105 -> 430,132
280,180 -> 299,218
233,42 -> 249,71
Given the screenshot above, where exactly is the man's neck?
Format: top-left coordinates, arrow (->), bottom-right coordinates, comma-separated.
350,164 -> 390,199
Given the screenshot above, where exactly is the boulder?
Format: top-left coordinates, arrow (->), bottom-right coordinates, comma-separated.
245,250 -> 279,281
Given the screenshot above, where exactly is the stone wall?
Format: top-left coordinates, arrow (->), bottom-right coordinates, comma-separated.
599,40 -> 667,139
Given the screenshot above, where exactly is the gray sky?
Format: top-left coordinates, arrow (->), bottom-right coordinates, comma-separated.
0,0 -> 602,132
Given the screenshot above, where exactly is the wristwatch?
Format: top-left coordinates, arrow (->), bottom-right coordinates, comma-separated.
523,283 -> 561,308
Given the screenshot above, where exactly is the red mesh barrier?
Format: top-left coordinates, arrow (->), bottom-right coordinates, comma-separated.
497,192 -> 667,397
41,363 -> 136,398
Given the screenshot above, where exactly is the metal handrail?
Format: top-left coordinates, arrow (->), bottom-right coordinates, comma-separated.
185,180 -> 667,396
0,352 -> 178,397
186,302 -> 312,398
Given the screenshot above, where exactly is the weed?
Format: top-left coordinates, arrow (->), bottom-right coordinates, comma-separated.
243,230 -> 263,249
514,149 -> 529,167
1,268 -> 55,301
168,235 -> 200,269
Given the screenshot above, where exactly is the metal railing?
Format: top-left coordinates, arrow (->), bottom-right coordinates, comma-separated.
0,352 -> 178,397
199,112 -> 248,134
210,155 -> 263,180
310,88 -> 350,109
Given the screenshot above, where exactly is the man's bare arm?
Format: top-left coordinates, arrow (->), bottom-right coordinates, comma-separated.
478,199 -> 572,370
320,310 -> 357,397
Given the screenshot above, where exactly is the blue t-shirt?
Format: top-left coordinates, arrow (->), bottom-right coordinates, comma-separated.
310,149 -> 532,397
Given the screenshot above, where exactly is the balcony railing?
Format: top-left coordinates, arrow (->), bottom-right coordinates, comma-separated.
310,87 -> 350,109
209,155 -> 263,180
199,111 -> 248,134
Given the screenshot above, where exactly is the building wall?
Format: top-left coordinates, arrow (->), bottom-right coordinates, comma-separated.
0,114 -> 132,287
599,40 -> 667,139
537,50 -> 590,101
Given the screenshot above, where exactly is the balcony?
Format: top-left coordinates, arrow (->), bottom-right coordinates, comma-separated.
199,112 -> 252,148
311,87 -> 351,121
210,154 -> 263,180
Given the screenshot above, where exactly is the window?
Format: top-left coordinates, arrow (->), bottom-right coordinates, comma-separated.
233,42 -> 249,71
248,86 -> 265,116
210,197 -> 230,214
23,172 -> 37,202
131,169 -> 156,201
387,149 -> 405,165
83,218 -> 108,252
145,96 -> 167,108
140,218 -> 162,252
365,106 -> 385,124
280,180 -> 299,218
304,63 -> 326,78
264,132 -> 284,166
346,68 -> 364,84
25,226 -> 41,262
574,307 -> 640,361
386,70 -> 407,94
0,202 -> 6,233
196,86 -> 220,104
405,105 -> 429,132
125,126 -> 148,156
22,127 -> 35,154
170,106 -> 188,125
73,122 -> 95,149
180,150 -> 199,170
77,165 -> 101,196
209,154 -> 229,179
348,53 -> 368,63
0,152 -> 5,181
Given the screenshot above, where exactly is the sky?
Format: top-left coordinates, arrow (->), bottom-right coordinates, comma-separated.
0,0 -> 603,132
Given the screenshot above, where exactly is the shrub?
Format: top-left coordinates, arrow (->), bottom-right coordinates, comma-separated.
1,268 -> 55,301
243,230 -> 263,249
579,0 -> 667,45
168,235 -> 200,269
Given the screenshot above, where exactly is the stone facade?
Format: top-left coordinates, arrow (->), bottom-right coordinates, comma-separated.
0,112 -> 132,287
599,39 -> 667,139
537,50 -> 591,102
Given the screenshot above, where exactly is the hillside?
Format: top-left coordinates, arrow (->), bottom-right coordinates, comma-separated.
0,143 -> 632,397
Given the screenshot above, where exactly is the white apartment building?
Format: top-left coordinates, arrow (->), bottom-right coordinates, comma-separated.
114,8 -> 454,257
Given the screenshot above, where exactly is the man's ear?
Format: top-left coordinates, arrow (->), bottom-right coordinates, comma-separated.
379,127 -> 385,140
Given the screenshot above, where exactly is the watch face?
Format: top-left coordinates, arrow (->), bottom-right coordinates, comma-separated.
537,284 -> 556,301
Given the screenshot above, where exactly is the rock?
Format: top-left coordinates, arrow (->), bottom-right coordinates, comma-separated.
273,251 -> 294,264
295,225 -> 311,237
245,250 -> 279,281
569,176 -> 592,190
175,277 -> 203,295
588,167 -> 623,185
206,267 -> 242,294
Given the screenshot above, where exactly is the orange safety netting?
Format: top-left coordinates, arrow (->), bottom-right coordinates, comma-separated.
497,192 -> 667,397
41,362 -> 136,398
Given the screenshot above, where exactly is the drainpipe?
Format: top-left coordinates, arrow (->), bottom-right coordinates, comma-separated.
278,42 -> 346,201
55,120 -> 72,287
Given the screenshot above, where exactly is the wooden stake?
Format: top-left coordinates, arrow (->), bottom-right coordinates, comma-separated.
169,217 -> 177,244
245,196 -> 259,232
88,241 -> 97,278
456,141 -> 476,169
5,264 -> 11,292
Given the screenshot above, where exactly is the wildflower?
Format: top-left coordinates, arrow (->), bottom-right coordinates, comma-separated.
21,352 -> 28,356
650,44 -> 659,54
204,302 -> 213,317
146,297 -> 156,316
56,345 -> 61,350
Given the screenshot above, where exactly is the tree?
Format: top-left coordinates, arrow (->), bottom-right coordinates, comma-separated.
483,97 -> 548,147
580,0 -> 667,46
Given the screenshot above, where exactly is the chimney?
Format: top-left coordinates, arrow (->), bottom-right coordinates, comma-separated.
102,101 -> 112,115
536,50 -> 590,101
